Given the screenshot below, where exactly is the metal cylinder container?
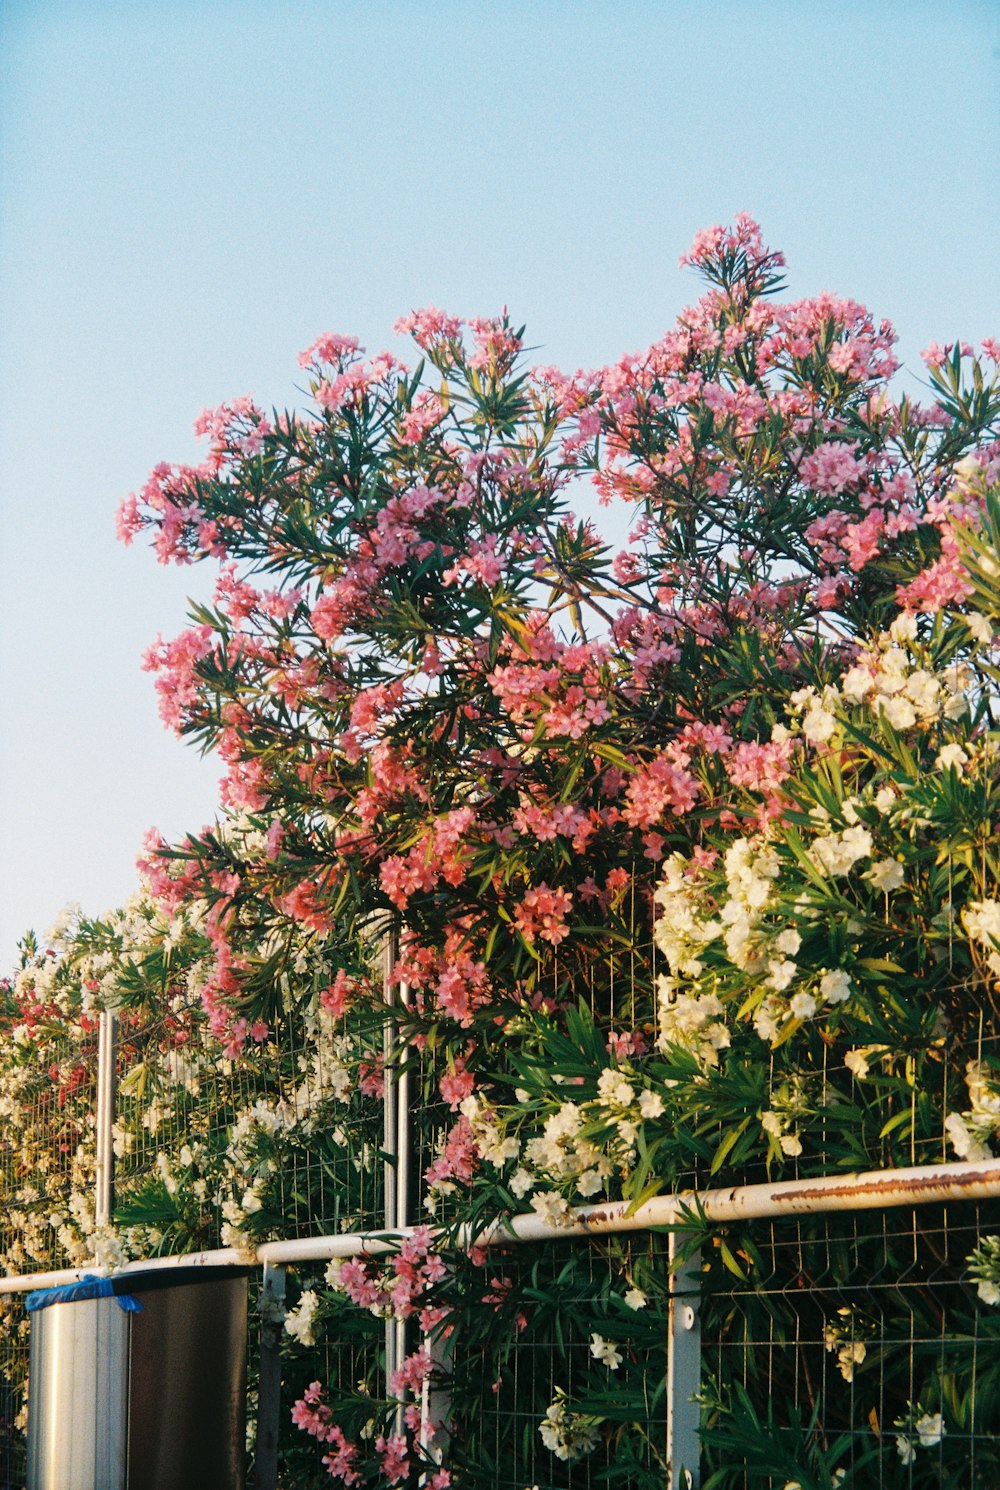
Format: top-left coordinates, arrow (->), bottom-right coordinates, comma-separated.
26,1267 -> 247,1490
26,1293 -> 130,1490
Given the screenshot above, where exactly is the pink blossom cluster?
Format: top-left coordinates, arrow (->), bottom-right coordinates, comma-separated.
513,883 -> 573,947
140,627 -> 214,733
290,1383 -> 361,1485
339,1229 -> 448,1325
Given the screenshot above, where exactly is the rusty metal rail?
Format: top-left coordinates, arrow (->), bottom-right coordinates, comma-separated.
4,1156 -> 999,1293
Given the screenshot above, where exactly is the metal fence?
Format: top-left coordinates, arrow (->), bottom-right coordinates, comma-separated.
4,992 -> 1000,1488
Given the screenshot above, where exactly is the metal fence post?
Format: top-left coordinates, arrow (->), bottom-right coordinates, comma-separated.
254,1262 -> 286,1490
382,929 -> 407,1407
666,1234 -> 702,1490
419,1313 -> 453,1472
94,1010 -> 117,1230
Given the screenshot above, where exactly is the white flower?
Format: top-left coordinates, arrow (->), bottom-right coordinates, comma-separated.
789,991 -> 818,1020
510,1167 -> 535,1197
596,1070 -> 634,1108
904,669 -> 940,719
657,980 -> 731,1067
774,928 -> 802,956
845,1047 -> 872,1080
780,1132 -> 803,1157
966,612 -> 993,645
915,1412 -> 944,1448
944,1112 -> 992,1162
754,996 -> 785,1043
590,1333 -> 623,1369
576,1170 -> 603,1198
836,1339 -> 866,1381
866,857 -> 904,892
965,898 -> 1000,945
889,612 -> 918,643
811,826 -> 872,878
531,1191 -> 574,1228
874,785 -> 897,813
638,1089 -> 664,1120
284,1289 -> 321,1347
766,959 -> 797,992
623,1286 -> 647,1310
877,694 -> 917,729
539,1390 -> 600,1461
842,665 -> 876,703
936,743 -> 969,773
802,704 -> 838,743
977,1278 -> 1000,1305
818,969 -> 852,1005
547,1102 -> 583,1139
896,1434 -> 916,1465
955,454 -> 984,486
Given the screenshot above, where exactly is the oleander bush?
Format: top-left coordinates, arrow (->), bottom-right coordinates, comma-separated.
5,216 -> 1000,1486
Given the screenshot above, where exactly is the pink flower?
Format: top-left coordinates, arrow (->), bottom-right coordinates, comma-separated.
374,1433 -> 410,1485
897,526 -> 974,613
358,1052 -> 385,1098
622,755 -> 699,828
298,332 -> 362,368
291,1381 -> 332,1439
281,880 -> 333,934
394,306 -> 464,349
439,1060 -> 475,1111
115,493 -> 143,545
398,392 -> 445,446
727,738 -> 794,795
321,1426 -> 361,1485
320,970 -> 361,1019
799,442 -> 865,496
425,1118 -> 479,1191
389,1348 -> 433,1398
513,882 -> 573,947
339,1258 -> 383,1313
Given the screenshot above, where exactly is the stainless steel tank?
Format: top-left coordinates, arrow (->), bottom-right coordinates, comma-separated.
26,1266 -> 248,1490
26,1292 -> 130,1489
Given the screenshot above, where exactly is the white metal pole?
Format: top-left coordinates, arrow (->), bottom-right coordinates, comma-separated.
393,959 -> 412,1434
382,930 -> 400,1399
666,1235 -> 701,1489
94,1010 -> 117,1230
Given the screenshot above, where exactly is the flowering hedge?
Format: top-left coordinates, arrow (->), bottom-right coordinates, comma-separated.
5,217 -> 1000,1486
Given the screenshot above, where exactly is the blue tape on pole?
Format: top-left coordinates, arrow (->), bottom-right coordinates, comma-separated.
25,1274 -> 143,1314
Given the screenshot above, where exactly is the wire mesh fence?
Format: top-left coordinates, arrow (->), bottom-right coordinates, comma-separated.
449,1233 -> 671,1490
700,1199 -> 1000,1488
0,1297 -> 27,1490
110,997 -> 389,1256
4,959 -> 1000,1487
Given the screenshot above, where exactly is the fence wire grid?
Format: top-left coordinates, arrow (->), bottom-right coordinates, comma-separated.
3,962 -> 1000,1488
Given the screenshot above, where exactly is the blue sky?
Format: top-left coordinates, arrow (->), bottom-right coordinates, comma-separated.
1,0 -> 997,963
